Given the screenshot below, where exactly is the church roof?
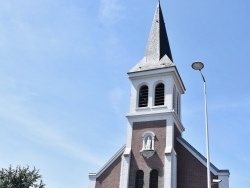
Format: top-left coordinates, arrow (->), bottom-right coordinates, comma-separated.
177,136 -> 230,175
88,145 -> 126,178
130,2 -> 174,73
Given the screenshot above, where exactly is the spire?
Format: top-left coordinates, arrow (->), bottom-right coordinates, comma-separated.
145,2 -> 173,62
130,2 -> 174,73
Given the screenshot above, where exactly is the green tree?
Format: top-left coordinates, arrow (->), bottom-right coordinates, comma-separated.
0,165 -> 45,188
0,179 -> 3,188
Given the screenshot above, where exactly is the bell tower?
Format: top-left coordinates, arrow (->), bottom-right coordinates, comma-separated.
119,2 -> 185,188
88,2 -> 230,188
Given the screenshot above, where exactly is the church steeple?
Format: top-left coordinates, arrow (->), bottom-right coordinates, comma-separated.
130,2 -> 174,72
88,2 -> 230,188
145,2 -> 173,62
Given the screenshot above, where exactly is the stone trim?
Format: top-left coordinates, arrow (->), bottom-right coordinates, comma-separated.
89,145 -> 126,178
126,111 -> 185,133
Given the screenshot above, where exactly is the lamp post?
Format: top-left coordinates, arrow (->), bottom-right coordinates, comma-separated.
192,61 -> 211,188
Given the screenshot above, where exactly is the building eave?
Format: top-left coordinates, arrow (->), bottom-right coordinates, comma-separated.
126,111 -> 185,133
88,145 -> 126,178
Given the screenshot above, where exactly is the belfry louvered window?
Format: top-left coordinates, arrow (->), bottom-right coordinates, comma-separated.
173,86 -> 176,110
177,93 -> 180,115
154,83 -> 165,106
135,170 -> 144,188
149,169 -> 158,188
139,85 -> 148,107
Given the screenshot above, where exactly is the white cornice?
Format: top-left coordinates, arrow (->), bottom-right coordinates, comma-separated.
126,111 -> 185,133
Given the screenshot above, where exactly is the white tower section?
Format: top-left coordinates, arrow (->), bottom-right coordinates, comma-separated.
126,64 -> 185,148
125,1 -> 186,149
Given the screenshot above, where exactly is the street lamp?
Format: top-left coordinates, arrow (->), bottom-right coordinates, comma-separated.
212,179 -> 222,184
192,61 -> 211,188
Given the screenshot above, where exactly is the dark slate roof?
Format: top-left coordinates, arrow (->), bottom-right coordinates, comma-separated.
130,2 -> 174,73
145,2 -> 173,62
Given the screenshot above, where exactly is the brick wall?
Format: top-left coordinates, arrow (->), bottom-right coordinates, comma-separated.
174,124 -> 181,149
176,141 -> 218,188
95,155 -> 122,188
128,120 -> 166,188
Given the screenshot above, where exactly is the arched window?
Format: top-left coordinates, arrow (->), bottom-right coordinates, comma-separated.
154,83 -> 164,106
139,85 -> 148,107
149,169 -> 158,188
135,170 -> 144,188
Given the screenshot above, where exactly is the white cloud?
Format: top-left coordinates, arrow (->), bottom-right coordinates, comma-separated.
99,0 -> 125,25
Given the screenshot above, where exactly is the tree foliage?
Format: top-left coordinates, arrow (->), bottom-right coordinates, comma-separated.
0,165 -> 45,188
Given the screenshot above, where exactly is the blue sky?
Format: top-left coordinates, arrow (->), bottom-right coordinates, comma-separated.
0,0 -> 249,187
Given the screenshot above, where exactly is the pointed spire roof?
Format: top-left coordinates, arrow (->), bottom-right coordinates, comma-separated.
130,2 -> 174,73
145,2 -> 173,62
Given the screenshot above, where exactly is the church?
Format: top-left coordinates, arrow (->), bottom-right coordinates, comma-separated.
88,2 -> 230,188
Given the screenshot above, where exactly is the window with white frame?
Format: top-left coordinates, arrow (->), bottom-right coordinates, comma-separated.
138,85 -> 149,107
154,83 -> 164,106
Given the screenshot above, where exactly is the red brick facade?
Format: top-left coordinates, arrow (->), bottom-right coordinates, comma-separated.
128,120 -> 166,188
95,154 -> 122,188
93,123 -> 222,188
176,141 -> 218,188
